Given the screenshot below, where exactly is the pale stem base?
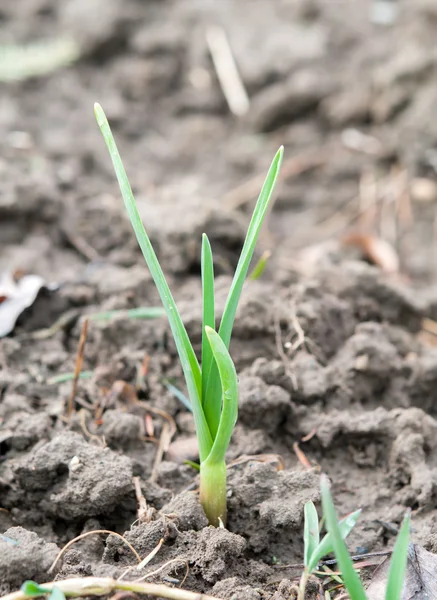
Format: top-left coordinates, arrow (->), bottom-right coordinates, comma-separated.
199,460 -> 227,527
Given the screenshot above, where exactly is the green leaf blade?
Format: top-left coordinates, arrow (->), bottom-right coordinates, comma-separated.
21,582 -> 50,597
307,508 -> 362,573
202,147 -> 283,429
219,146 -> 283,346
249,249 -> 271,280
304,501 -> 320,568
49,588 -> 66,600
203,326 -> 238,465
94,103 -> 212,461
201,234 -> 219,435
321,475 -> 368,600
384,511 -> 410,600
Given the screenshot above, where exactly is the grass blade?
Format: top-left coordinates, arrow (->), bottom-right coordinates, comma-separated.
304,501 -> 320,568
321,475 -> 368,600
307,509 -> 362,573
384,511 -> 410,600
88,307 -> 165,321
201,234 -> 218,429
163,380 -> 192,411
0,38 -> 79,82
220,146 -> 283,345
94,103 -> 212,461
249,249 -> 271,280
21,582 -> 51,597
203,326 -> 238,464
202,147 -> 283,429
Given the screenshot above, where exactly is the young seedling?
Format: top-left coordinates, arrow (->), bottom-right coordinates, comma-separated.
21,581 -> 66,600
299,500 -> 361,599
94,102 -> 283,526
321,474 -> 411,600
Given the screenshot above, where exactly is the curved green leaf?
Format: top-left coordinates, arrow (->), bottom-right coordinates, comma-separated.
385,511 -> 410,600
304,501 -> 320,568
21,582 -> 50,597
203,326 -> 238,465
321,475 -> 367,600
202,147 -> 283,434
307,508 -> 362,573
201,234 -> 217,427
94,103 -> 212,461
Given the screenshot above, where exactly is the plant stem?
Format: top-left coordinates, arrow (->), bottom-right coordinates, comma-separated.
298,570 -> 309,600
1,578 -> 221,600
199,460 -> 227,527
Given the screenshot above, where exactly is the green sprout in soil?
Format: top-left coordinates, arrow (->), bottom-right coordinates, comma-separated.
299,498 -> 361,599
16,578 -> 218,600
320,474 -> 411,600
21,582 -> 65,600
94,102 -> 283,526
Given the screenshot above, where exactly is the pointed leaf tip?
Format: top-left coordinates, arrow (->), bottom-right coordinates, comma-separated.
94,102 -> 106,127
321,473 -> 330,488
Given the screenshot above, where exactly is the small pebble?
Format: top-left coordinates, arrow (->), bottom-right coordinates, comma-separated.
69,455 -> 82,472
410,178 -> 437,204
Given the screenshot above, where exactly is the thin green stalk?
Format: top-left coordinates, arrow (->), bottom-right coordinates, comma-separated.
88,307 -> 165,321
199,459 -> 227,527
249,249 -> 271,280
304,501 -> 320,566
94,101 -> 283,526
384,511 -> 410,600
202,147 -> 283,436
298,571 -> 309,600
306,508 -> 361,573
199,326 -> 238,525
94,103 -> 212,463
321,475 -> 367,600
201,234 -> 215,414
13,578 -> 219,600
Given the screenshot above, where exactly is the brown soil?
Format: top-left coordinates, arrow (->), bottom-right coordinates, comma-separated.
2,0 -> 437,597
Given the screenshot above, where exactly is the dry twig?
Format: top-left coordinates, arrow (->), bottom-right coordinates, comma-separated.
292,442 -> 312,470
1,577 -> 221,600
136,559 -> 189,586
228,453 -> 284,471
133,476 -> 156,524
67,318 -> 89,417
79,409 -> 106,447
151,421 -> 172,483
206,26 -> 249,117
48,530 -> 141,574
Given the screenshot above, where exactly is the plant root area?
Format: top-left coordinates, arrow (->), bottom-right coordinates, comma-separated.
2,0 -> 437,598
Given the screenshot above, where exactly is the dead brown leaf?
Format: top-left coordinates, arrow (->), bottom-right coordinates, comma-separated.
341,232 -> 399,274
366,543 -> 437,599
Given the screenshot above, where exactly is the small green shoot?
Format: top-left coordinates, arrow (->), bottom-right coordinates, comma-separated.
249,249 -> 271,280
94,102 -> 283,525
304,500 -> 320,567
47,370 -> 94,385
21,582 -> 66,600
299,500 -> 361,599
321,475 -> 411,600
384,511 -> 411,600
0,38 -> 79,82
307,506 -> 361,573
163,380 -> 192,412
88,307 -> 165,321
21,581 -> 49,596
321,476 -> 367,600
